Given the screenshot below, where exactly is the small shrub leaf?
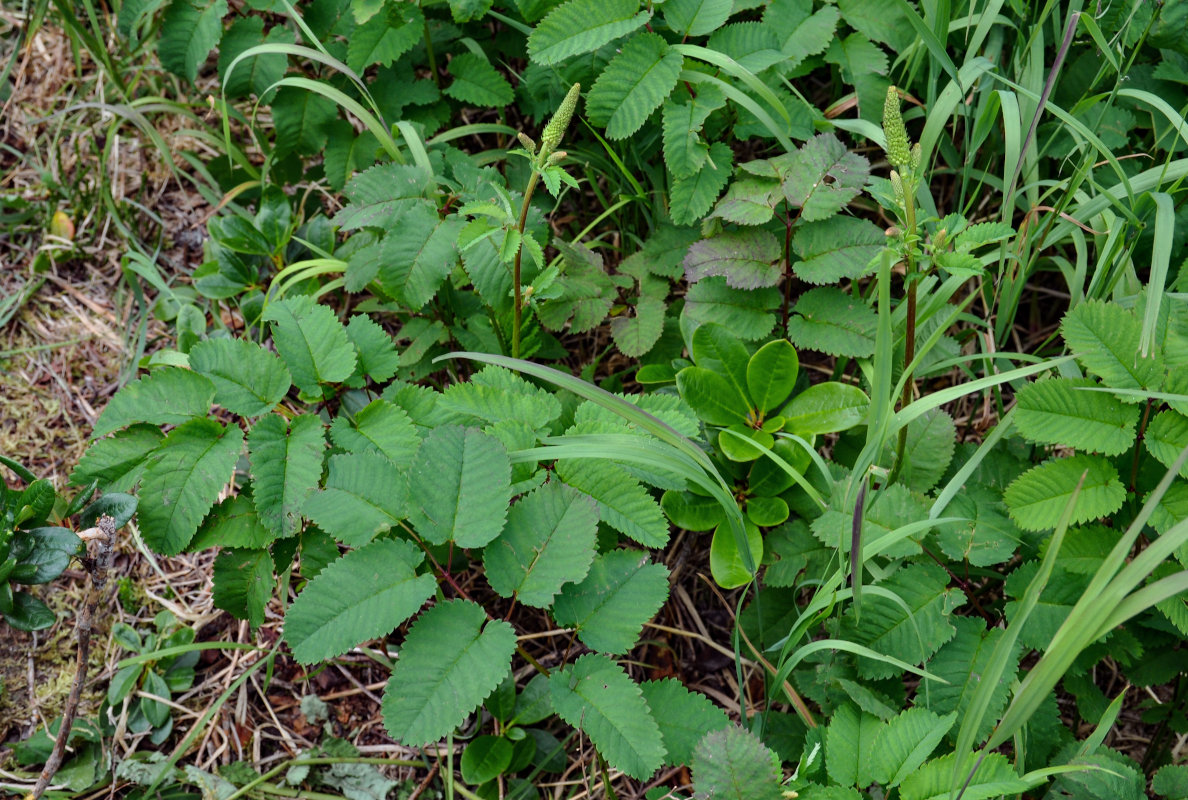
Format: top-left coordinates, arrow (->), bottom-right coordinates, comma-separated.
691,726 -> 783,800
93,367 -> 215,437
302,453 -> 408,547
189,338 -> 292,417
791,216 -> 883,285
640,679 -> 730,766
212,548 -> 273,629
551,549 -> 669,654
329,399 -> 420,465
586,33 -> 683,140
684,229 -> 782,290
1015,377 -> 1140,456
1003,454 -> 1126,531
1061,300 -> 1164,395
556,460 -> 670,547
781,133 -> 869,221
445,53 -> 515,107
247,414 -> 325,539
786,287 -> 877,358
159,0 -> 227,83
407,426 -> 511,547
527,0 -> 651,65
262,295 -> 357,395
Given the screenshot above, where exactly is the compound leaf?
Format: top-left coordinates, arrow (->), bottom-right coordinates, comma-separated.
664,0 -> 730,36
1145,410 -> 1188,479
379,205 -> 464,309
345,315 -> 401,386
382,600 -> 516,746
285,538 -> 435,663
669,142 -> 733,225
346,4 -> 422,73
140,418 -> 244,554
549,653 -> 665,780
662,84 -> 727,178
870,707 -> 956,787
825,703 -> 882,788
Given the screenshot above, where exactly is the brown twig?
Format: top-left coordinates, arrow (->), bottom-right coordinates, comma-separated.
28,514 -> 115,800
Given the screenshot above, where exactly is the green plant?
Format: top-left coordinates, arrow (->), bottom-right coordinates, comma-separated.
106,610 -> 200,744
0,456 -> 134,631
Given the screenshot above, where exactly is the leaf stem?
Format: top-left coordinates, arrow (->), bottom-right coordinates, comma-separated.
512,170 -> 541,359
889,186 -> 918,486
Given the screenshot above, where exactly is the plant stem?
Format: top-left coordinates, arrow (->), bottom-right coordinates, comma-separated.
889,187 -> 918,486
30,515 -> 115,800
512,170 -> 541,359
423,18 -> 439,88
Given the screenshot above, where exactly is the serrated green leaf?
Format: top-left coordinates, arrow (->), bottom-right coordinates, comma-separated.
712,177 -> 784,227
159,0 -> 228,83
1015,377 -> 1140,456
1003,453 -> 1126,531
140,419 -> 244,554
782,382 -> 868,435
552,549 -> 669,653
270,85 -> 338,156
662,84 -> 727,179
329,399 -> 420,465
823,32 -> 888,121
484,482 -> 597,606
247,414 -> 324,538
379,205 -> 463,309
663,0 -> 730,36
747,340 -> 798,414
556,459 -> 670,547
765,0 -> 838,65
839,563 -> 961,679
445,53 -> 515,107
610,297 -> 667,358
549,653 -> 665,780
791,216 -> 883,285
346,4 -> 422,73
706,22 -> 782,73
640,679 -> 730,766
382,600 -> 516,746
218,16 -> 293,99
189,338 -> 292,417
825,703 -> 881,788
1002,562 -> 1090,652
670,141 -> 733,225
922,616 -> 1018,744
302,453 -> 408,547
781,133 -> 869,221
345,315 -> 401,385
684,277 -> 779,340
336,166 -> 432,231
586,32 -> 682,140
212,548 -> 272,629
71,424 -> 164,492
934,486 -> 1018,567
899,752 -> 1031,800
1061,300 -> 1164,395
691,726 -> 783,800
191,494 -> 274,550
263,295 -> 357,395
786,287 -> 877,358
407,426 -> 510,547
438,366 -> 563,429
1145,410 -> 1188,478
527,0 -> 651,65
285,538 -> 435,663
890,408 -> 956,493
870,707 -> 956,787
323,122 -> 380,193
684,229 -> 782,290
94,367 -> 215,437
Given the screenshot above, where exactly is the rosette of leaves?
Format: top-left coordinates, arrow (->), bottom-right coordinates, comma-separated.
1,456 -> 136,631
670,323 -> 868,583
105,611 -> 199,744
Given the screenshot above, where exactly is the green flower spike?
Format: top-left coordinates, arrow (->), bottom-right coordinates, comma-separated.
883,85 -> 911,170
539,83 -> 581,161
